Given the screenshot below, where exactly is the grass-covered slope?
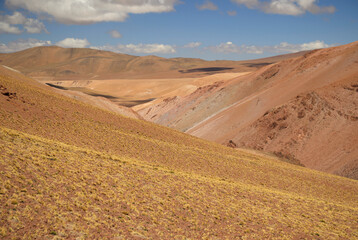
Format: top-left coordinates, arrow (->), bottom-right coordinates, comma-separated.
1,66 -> 358,239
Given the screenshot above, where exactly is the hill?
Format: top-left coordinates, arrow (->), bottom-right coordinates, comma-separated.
1,63 -> 357,238
0,46 -> 304,80
139,41 -> 358,179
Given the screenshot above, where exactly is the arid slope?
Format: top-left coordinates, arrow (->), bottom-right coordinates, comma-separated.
1,65 -> 357,239
140,42 -> 358,179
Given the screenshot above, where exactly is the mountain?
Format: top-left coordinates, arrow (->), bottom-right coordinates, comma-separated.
139,41 -> 358,179
0,45 -> 304,80
1,61 -> 357,238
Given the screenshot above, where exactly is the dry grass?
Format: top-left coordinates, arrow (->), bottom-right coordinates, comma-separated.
1,127 -> 357,239
1,66 -> 358,239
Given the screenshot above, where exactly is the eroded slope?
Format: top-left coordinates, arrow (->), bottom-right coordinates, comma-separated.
141,42 -> 358,179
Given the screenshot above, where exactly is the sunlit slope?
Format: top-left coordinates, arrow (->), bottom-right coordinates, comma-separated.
1,127 -> 358,239
1,66 -> 358,239
0,46 -> 136,79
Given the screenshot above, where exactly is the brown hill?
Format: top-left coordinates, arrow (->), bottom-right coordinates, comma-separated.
0,46 -> 136,80
139,41 -> 358,179
1,62 -> 358,239
0,45 -> 305,80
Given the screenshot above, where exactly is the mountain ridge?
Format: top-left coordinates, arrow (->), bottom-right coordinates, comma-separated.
0,45 -> 307,80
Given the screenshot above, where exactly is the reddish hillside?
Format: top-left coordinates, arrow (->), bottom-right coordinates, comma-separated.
140,41 -> 358,179
235,76 -> 358,178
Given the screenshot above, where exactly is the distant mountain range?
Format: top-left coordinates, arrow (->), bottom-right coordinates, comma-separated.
0,45 -> 306,80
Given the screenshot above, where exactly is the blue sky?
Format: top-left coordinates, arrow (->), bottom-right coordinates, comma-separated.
0,0 -> 357,60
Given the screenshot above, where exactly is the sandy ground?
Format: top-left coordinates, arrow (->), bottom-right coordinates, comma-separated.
44,72 -> 250,110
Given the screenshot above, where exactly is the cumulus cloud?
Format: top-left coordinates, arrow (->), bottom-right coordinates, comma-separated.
208,41 -> 240,53
268,40 -> 330,53
231,0 -> 335,15
117,43 -> 176,54
5,11 -> 26,25
5,0 -> 178,24
207,40 -> 331,55
109,30 -> 122,39
0,38 -> 51,53
207,41 -> 264,54
23,18 -> 48,33
56,38 -> 90,48
184,42 -> 202,48
94,43 -> 176,54
198,1 -> 218,11
0,11 -> 47,34
0,22 -> 22,34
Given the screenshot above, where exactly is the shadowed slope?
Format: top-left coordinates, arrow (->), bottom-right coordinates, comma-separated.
0,59 -> 358,238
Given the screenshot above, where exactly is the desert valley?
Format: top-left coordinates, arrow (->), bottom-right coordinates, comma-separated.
1,42 -> 357,179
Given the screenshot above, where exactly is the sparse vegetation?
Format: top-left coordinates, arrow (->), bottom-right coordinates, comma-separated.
0,66 -> 358,239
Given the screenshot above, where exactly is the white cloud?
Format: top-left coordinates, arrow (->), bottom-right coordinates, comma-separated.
268,40 -> 330,53
0,38 -> 51,53
242,45 -> 264,54
56,38 -> 90,48
109,30 -> 122,39
117,43 -> 176,54
0,11 -> 47,34
232,0 -> 260,9
209,41 -> 264,54
24,18 -> 48,33
5,11 -> 26,25
227,10 -> 237,16
0,22 -> 22,34
231,0 -> 335,15
5,0 -> 178,24
207,40 -> 331,55
198,1 -> 218,11
207,41 -> 241,53
300,40 -> 329,50
94,43 -> 176,54
184,42 -> 202,48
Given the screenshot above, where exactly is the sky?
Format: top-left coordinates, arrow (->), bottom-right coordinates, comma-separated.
0,0 -> 357,60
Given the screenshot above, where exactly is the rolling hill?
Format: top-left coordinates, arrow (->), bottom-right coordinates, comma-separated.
1,60 -> 357,238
